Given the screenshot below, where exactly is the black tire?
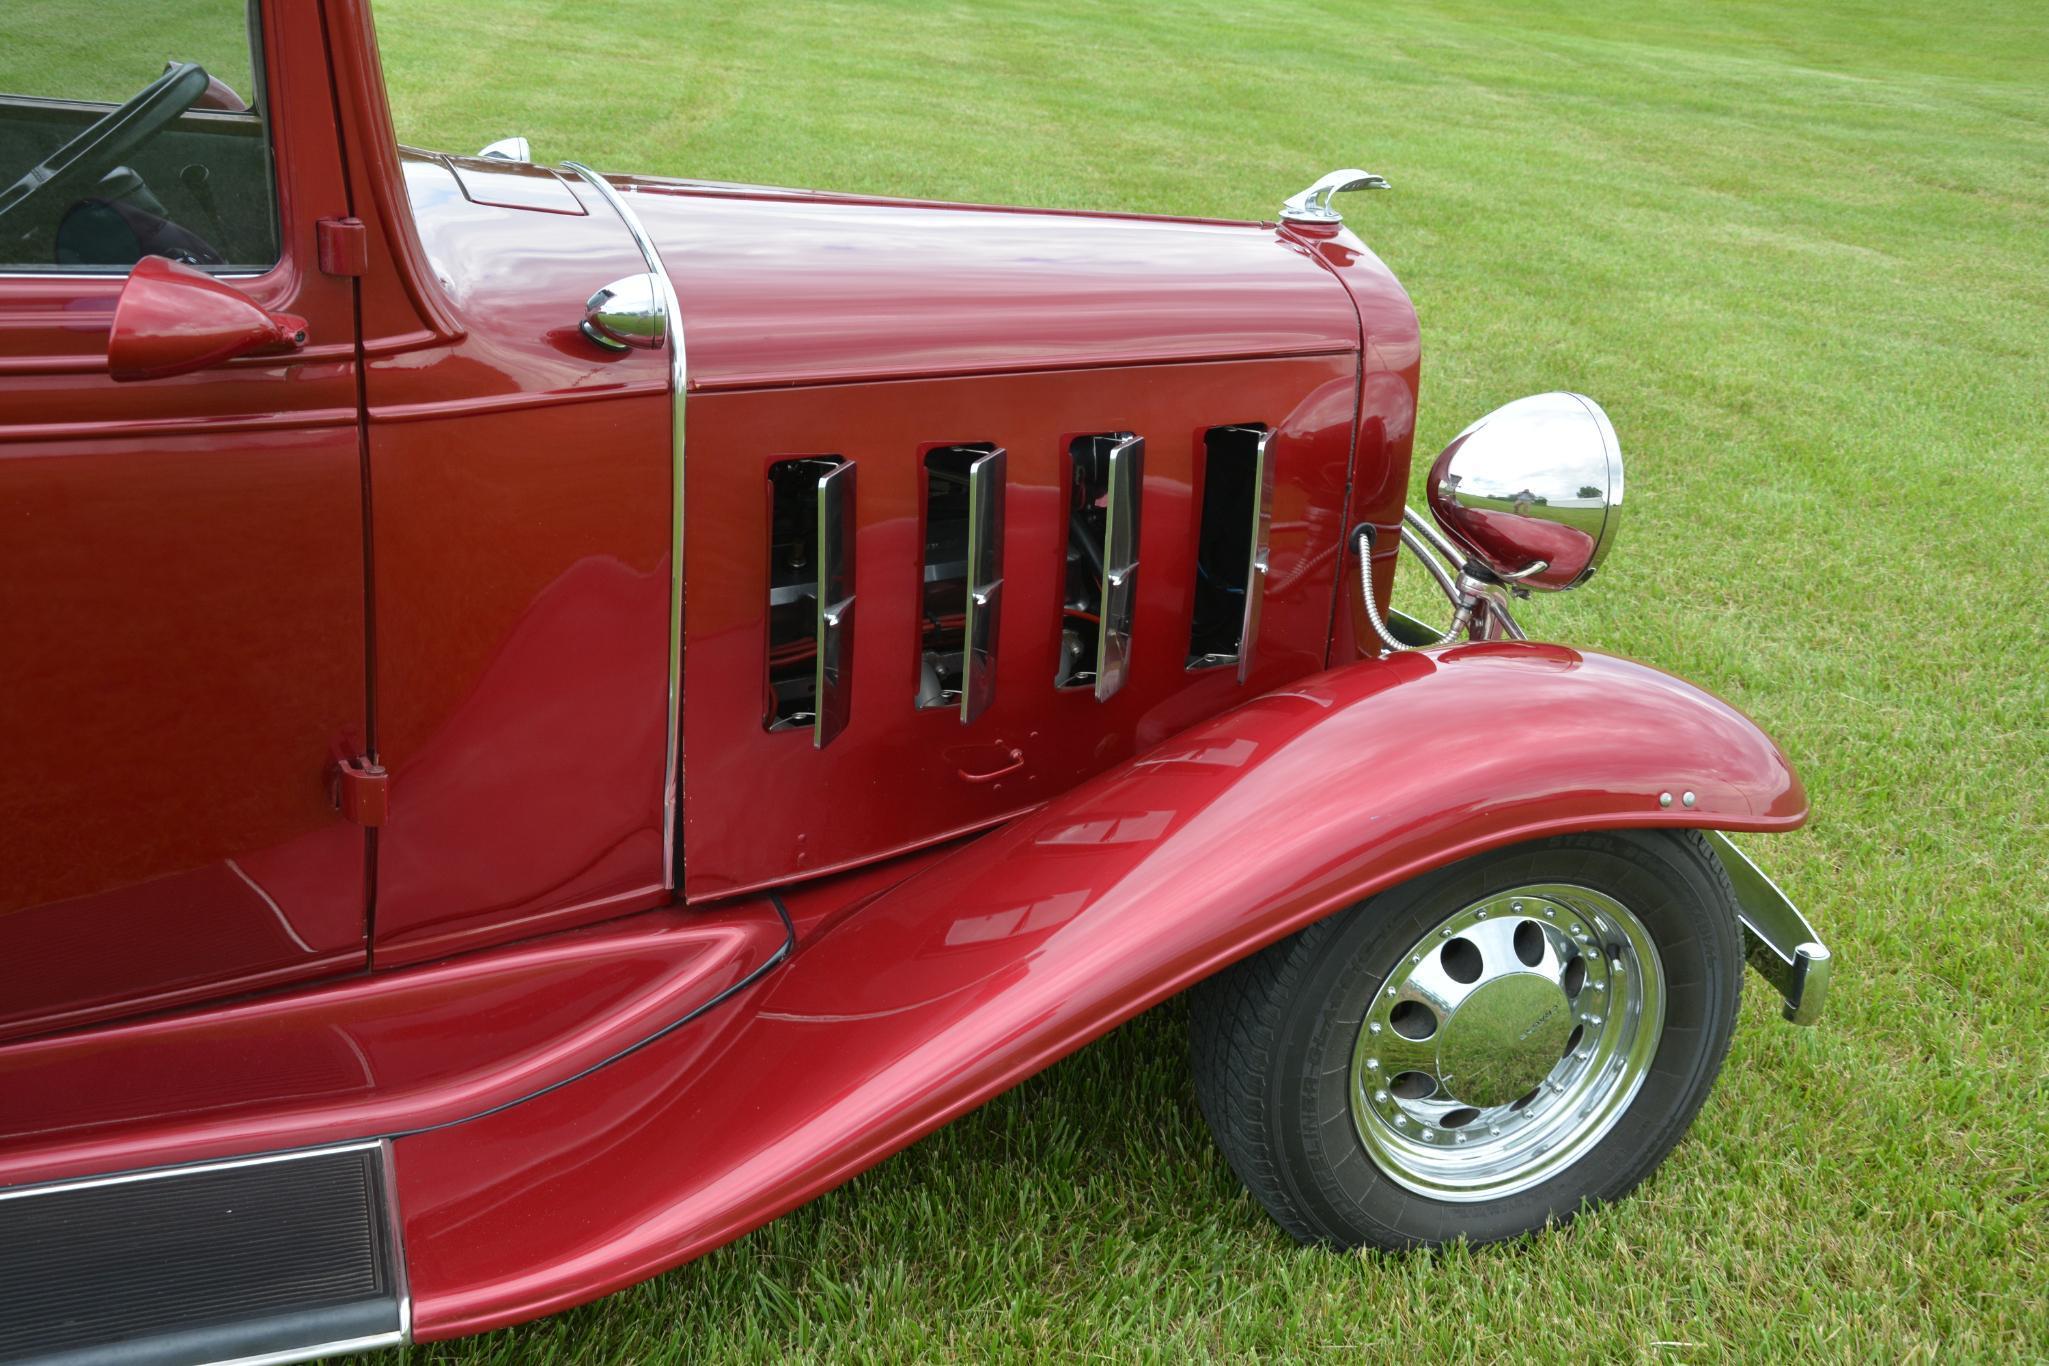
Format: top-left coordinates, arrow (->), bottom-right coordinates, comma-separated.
1189,829 -> 1743,1249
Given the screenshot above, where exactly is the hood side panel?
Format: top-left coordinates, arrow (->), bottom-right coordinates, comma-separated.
680,353 -> 1360,901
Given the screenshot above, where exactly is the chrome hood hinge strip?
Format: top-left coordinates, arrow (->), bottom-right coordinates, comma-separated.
562,163 -> 687,888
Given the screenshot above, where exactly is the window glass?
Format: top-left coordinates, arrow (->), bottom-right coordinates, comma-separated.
0,1 -> 279,272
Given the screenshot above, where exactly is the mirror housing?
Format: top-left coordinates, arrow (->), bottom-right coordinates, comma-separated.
1425,392 -> 1624,591
108,256 -> 306,382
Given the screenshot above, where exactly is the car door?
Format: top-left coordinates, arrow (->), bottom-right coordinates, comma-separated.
0,2 -> 370,1040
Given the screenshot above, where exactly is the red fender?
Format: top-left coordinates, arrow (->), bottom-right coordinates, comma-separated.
395,642 -> 1805,1337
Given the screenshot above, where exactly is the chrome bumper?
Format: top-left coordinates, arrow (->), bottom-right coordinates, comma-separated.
1704,831 -> 1830,1026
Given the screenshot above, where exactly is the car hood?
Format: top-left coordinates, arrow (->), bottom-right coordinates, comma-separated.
596,173 -> 1371,392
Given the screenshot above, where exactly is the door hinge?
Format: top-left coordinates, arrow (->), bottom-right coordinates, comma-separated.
317,217 -> 368,277
334,756 -> 388,827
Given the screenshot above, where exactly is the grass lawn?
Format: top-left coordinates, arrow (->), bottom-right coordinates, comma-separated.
357,0 -> 2045,1358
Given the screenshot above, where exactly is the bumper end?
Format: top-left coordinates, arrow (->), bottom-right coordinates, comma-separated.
1703,831 -> 1831,1026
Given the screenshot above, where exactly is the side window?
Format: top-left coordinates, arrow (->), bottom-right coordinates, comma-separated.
0,1 -> 278,272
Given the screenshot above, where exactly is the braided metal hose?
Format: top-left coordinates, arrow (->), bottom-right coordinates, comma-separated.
1357,524 -> 1473,654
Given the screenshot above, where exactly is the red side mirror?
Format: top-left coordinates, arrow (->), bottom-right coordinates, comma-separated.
107,255 -> 307,382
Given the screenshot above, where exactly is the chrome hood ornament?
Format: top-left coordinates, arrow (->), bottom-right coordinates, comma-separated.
1280,167 -> 1390,224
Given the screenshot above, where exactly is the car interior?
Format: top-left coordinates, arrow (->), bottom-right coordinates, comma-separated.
0,1 -> 277,272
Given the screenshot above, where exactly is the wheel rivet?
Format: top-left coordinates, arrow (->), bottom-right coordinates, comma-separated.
1543,907 -> 1555,919
1511,900 -> 1525,913
1420,1128 -> 1434,1140
1412,953 -> 1422,964
1374,1089 -> 1389,1104
1368,1021 -> 1382,1034
1489,1124 -> 1502,1135
1440,927 -> 1452,938
1394,1115 -> 1408,1128
1611,958 -> 1624,973
1366,1057 -> 1380,1071
1476,909 -> 1488,920
1455,1134 -> 1468,1145
1385,986 -> 1397,998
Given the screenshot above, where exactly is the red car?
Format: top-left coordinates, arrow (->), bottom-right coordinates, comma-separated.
0,3 -> 1830,1362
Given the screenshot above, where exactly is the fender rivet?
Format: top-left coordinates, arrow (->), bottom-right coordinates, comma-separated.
1658,791 -> 1674,808
1682,790 -> 1697,808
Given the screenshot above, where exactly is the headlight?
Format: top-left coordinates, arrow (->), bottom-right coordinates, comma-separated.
1425,392 -> 1624,592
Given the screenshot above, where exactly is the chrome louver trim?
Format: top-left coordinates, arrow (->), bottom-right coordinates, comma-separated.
1235,426 -> 1274,685
813,461 -> 858,748
960,447 -> 1006,725
561,163 -> 687,888
1095,433 -> 1144,703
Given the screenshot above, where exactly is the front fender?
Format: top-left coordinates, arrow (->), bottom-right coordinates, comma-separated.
395,641 -> 1805,1336
797,640 -> 1804,1024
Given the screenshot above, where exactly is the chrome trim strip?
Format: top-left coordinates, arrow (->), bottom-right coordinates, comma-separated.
960,447 -> 1006,725
0,1138 -> 383,1201
562,162 -> 686,889
813,461 -> 857,748
1703,831 -> 1831,1026
202,1330 -> 408,1366
379,1138 -> 414,1347
1236,427 -> 1273,685
1094,434 -> 1144,703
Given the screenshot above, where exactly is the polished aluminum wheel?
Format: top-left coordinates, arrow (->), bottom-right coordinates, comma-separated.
1349,883 -> 1666,1201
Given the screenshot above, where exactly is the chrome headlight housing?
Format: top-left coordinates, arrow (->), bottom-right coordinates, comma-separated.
1425,391 -> 1624,591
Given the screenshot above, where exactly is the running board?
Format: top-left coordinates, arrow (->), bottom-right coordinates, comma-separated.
0,1142 -> 405,1365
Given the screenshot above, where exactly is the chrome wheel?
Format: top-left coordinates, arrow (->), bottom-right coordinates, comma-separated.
1349,883 -> 1666,1201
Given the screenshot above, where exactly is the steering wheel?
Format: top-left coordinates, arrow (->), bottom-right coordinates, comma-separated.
0,62 -> 212,234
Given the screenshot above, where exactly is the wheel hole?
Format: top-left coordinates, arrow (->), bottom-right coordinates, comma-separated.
1389,1070 -> 1436,1101
1561,1023 -> 1585,1058
1562,955 -> 1587,997
1388,1000 -> 1437,1040
1440,937 -> 1483,984
1513,920 -> 1545,967
1440,1106 -> 1481,1129
1511,1087 -> 1540,1111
